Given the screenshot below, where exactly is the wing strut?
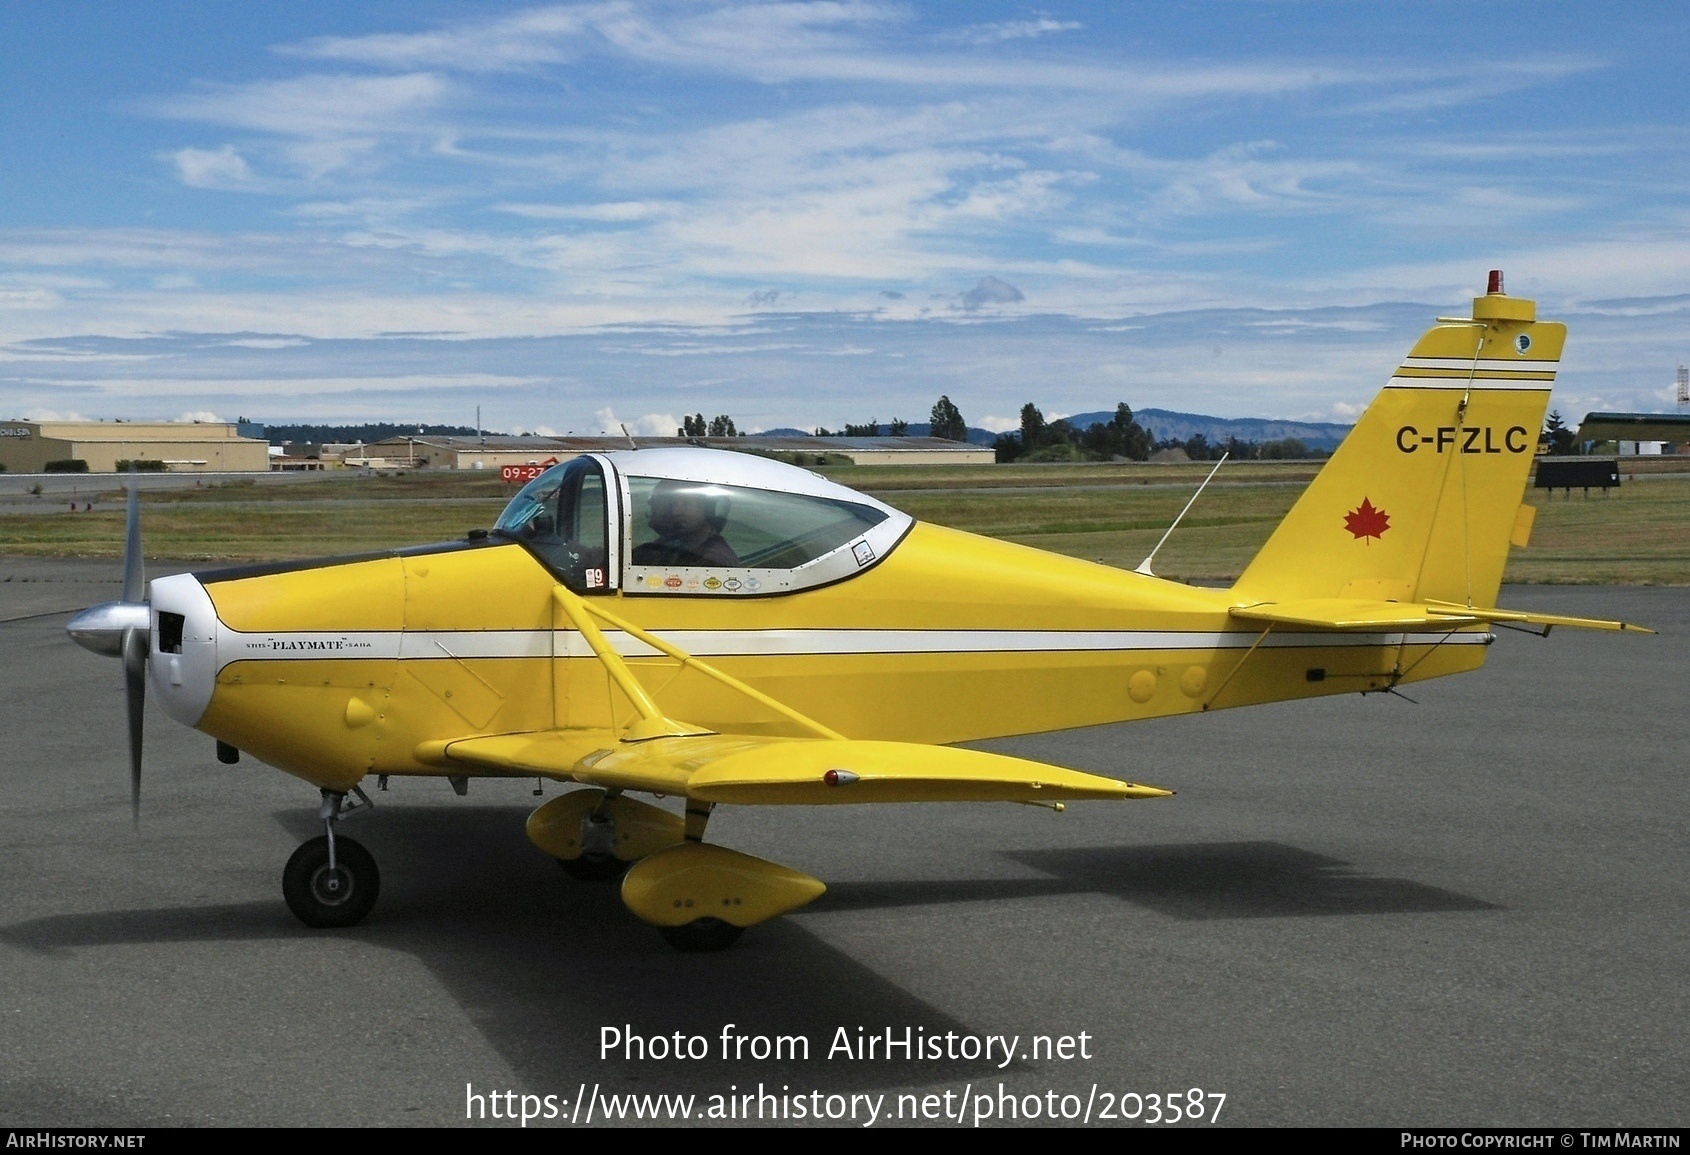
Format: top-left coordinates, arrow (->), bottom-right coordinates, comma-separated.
554,586 -> 846,742
579,598 -> 845,741
553,587 -> 708,741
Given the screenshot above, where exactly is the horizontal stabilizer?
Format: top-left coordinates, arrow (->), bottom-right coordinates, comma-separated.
1231,598 -> 1651,634
1230,599 -> 1479,631
1421,600 -> 1654,634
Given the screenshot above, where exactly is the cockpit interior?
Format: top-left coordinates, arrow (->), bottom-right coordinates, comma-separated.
492,449 -> 911,597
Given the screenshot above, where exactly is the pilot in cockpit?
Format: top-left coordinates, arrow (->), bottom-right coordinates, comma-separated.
633,479 -> 741,567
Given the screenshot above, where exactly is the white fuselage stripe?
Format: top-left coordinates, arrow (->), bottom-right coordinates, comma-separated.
215,626 -> 1491,670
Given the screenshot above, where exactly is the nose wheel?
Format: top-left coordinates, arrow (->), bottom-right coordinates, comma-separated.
284,835 -> 379,927
283,788 -> 380,928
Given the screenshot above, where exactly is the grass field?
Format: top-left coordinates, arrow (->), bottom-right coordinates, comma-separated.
2,461 -> 1687,585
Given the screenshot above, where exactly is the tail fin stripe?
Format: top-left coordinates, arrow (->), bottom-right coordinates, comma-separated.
1404,357 -> 1558,371
1393,368 -> 1555,380
1386,377 -> 1552,391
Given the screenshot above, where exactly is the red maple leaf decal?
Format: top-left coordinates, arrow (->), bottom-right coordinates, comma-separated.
1344,497 -> 1390,542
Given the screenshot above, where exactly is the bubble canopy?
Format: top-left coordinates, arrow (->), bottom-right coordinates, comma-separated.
493,448 -> 913,595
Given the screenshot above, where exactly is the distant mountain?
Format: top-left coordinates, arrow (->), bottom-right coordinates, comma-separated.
1060,408 -> 1351,450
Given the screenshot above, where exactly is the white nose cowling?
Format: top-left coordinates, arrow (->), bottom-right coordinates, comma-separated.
147,573 -> 219,727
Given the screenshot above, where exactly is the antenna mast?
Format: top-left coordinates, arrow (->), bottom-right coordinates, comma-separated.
1136,452 -> 1229,577
1677,364 -> 1688,409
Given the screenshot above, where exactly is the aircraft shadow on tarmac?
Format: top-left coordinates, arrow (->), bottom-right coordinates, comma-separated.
807,843 -> 1496,920
1004,843 -> 1497,920
0,806 -> 1008,1093
0,806 -> 1494,1093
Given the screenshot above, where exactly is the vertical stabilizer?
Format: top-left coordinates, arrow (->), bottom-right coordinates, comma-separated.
1233,274 -> 1560,609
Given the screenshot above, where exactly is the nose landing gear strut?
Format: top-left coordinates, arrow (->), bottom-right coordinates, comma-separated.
283,787 -> 380,928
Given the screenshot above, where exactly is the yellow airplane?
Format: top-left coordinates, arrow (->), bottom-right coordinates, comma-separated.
66,273 -> 1648,950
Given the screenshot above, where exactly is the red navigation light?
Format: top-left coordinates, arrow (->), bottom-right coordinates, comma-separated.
823,768 -> 859,787
1487,269 -> 1504,295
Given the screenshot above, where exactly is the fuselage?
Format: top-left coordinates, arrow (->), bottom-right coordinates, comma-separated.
148,515 -> 1487,794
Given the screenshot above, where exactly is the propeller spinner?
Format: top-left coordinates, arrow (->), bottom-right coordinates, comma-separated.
64,469 -> 149,821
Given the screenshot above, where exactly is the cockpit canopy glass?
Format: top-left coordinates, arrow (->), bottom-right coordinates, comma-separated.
627,477 -> 888,572
492,457 -> 609,591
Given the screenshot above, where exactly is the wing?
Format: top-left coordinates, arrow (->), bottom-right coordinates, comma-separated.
1230,597 -> 1651,634
420,730 -> 1170,804
415,585 -> 1170,804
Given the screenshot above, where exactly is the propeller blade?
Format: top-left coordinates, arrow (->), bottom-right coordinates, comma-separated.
122,625 -> 146,822
121,465 -> 144,604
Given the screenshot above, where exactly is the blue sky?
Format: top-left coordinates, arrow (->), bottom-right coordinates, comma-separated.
3,1 -> 1688,434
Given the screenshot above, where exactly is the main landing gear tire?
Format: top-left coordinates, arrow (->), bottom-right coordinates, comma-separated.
557,853 -> 628,881
659,918 -> 743,953
283,835 -> 379,928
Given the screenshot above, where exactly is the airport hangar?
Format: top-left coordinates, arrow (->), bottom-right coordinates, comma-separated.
1575,411 -> 1690,455
0,420 -> 270,474
0,424 -> 993,476
341,433 -> 995,469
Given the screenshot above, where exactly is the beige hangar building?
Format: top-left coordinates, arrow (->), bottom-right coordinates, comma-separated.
0,421 -> 271,474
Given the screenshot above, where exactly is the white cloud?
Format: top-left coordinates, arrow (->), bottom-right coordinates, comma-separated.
495,201 -> 662,221
175,409 -> 224,423
276,1 -> 1354,99
1347,231 -> 1690,303
217,337 -> 309,349
102,6 -> 1629,324
632,411 -> 682,436
7,4 -> 1678,432
1346,56 -> 1602,115
0,287 -> 63,310
170,145 -> 256,189
154,73 -> 448,176
975,413 -> 1020,433
581,406 -> 681,436
288,4 -> 604,72
947,19 -> 1081,45
156,72 -> 447,137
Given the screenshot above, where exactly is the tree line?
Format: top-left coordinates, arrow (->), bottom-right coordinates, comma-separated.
811,396 -> 969,440
991,402 -> 1314,463
679,414 -> 743,437
735,393 -> 1319,461
1541,411 -> 1577,455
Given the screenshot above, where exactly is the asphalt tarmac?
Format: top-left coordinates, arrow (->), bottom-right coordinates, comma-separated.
0,556 -> 1683,1128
